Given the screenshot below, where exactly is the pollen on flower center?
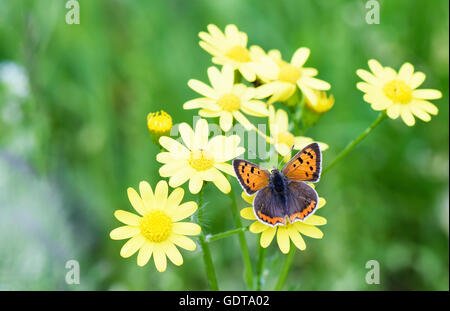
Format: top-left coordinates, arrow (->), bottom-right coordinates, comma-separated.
278,63 -> 301,84
225,46 -> 251,62
218,93 -> 241,112
383,79 -> 412,104
189,150 -> 214,171
139,210 -> 172,242
277,131 -> 295,147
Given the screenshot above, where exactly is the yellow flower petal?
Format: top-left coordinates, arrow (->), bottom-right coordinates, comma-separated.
172,222 -> 201,236
137,242 -> 154,267
317,197 -> 326,209
240,207 -> 256,220
209,168 -> 231,194
156,152 -> 173,164
408,72 -> 426,89
295,223 -> 324,239
241,192 -> 255,205
214,163 -> 235,176
412,100 -> 438,115
303,215 -> 327,226
250,221 -> 269,233
411,106 -> 431,122
159,136 -> 190,158
178,122 -> 196,150
159,160 -> 189,177
368,59 -> 385,78
120,234 -> 146,258
110,226 -> 140,240
287,227 -> 306,250
260,226 -> 276,248
413,89 -> 442,100
166,187 -> 185,210
163,242 -> 183,266
169,201 -> 198,222
291,47 -> 310,68
154,180 -> 169,209
219,111 -> 233,132
188,173 -> 203,194
386,104 -> 401,119
139,181 -> 156,211
188,79 -> 217,98
400,109 -> 415,126
114,210 -> 141,226
153,244 -> 167,272
398,62 -> 414,81
127,187 -> 148,216
194,119 -> 210,150
169,166 -> 195,188
277,226 -> 290,254
169,234 -> 197,251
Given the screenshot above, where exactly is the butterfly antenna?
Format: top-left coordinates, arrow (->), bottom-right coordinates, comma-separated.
277,145 -> 295,168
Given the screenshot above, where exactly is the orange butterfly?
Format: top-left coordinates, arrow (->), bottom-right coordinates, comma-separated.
233,143 -> 322,227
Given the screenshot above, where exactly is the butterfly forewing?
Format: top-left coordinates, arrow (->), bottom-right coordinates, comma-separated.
282,143 -> 322,182
232,159 -> 270,195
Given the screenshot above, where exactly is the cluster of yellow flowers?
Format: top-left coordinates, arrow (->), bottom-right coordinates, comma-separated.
110,24 -> 442,276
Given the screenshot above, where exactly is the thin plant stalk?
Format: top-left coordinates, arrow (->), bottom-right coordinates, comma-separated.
256,245 -> 267,291
322,111 -> 387,175
274,245 -> 296,290
228,180 -> 254,290
206,226 -> 249,242
197,187 -> 219,290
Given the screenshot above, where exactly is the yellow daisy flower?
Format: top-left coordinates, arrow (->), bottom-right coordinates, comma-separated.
255,48 -> 331,105
110,180 -> 200,272
268,106 -> 328,157
157,118 -> 245,194
184,65 -> 269,132
240,191 -> 327,253
357,59 -> 442,126
198,24 -> 260,82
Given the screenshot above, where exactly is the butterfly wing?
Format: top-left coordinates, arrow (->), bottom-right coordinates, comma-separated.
282,142 -> 322,182
254,187 -> 287,226
232,159 -> 270,195
285,181 -> 319,222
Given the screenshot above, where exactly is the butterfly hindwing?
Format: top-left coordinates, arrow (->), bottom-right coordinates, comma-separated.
285,181 -> 319,222
254,187 -> 287,226
232,159 -> 270,195
282,143 -> 322,182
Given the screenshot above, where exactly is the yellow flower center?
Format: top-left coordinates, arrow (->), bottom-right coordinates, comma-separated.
278,63 -> 301,84
383,79 -> 412,104
139,210 -> 172,242
189,150 -> 214,171
147,110 -> 173,135
277,131 -> 295,147
218,93 -> 241,112
225,46 -> 251,62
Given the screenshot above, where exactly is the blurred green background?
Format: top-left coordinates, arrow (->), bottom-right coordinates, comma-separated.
0,0 -> 448,290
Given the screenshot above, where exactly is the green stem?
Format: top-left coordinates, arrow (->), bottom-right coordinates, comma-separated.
274,245 -> 296,291
228,180 -> 254,290
256,245 -> 267,291
197,188 -> 219,290
206,226 -> 249,242
322,111 -> 387,176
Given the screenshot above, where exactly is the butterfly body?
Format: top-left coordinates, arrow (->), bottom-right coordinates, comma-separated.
233,143 -> 322,227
